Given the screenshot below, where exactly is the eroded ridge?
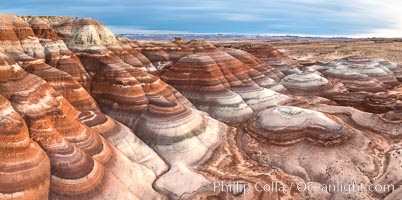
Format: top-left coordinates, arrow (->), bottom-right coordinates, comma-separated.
161,50 -> 294,123
245,106 -> 353,145
0,14 -> 401,200
0,95 -> 50,200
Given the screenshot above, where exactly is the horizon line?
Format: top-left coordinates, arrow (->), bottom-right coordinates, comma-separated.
116,32 -> 402,39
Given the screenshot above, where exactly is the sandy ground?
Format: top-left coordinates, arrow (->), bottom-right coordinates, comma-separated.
213,39 -> 402,65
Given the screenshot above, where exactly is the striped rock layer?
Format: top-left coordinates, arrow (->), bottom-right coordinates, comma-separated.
22,16 -> 92,90
0,95 -> 50,200
0,53 -> 161,199
161,49 -> 294,123
311,56 -> 400,91
210,43 -> 402,199
0,14 -> 401,200
11,15 -> 227,198
215,42 -> 298,74
240,104 -> 402,199
308,56 -> 402,109
245,106 -> 353,145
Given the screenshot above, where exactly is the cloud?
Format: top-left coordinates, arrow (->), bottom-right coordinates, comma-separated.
340,0 -> 402,37
107,26 -> 190,34
1,0 -> 402,37
0,8 -> 30,14
220,13 -> 265,22
158,0 -> 226,11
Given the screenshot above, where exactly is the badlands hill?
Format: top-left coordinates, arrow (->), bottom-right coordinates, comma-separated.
0,14 -> 401,200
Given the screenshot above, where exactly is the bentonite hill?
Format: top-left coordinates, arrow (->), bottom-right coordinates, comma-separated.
0,14 -> 401,200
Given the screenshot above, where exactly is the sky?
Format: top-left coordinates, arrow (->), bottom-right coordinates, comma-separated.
1,0 -> 402,37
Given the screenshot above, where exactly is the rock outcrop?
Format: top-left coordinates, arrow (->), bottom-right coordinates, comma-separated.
0,95 -> 50,200
216,43 -> 298,74
22,16 -> 91,90
311,56 -> 400,91
306,56 -> 402,108
0,52 -> 160,199
161,50 -> 294,123
222,48 -> 286,89
245,106 -> 353,145
280,68 -> 348,97
23,15 -> 228,198
2,14 -> 167,179
240,104 -> 402,199
0,14 -> 401,200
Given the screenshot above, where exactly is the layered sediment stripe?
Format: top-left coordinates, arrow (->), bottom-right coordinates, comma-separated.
23,16 -> 91,90
24,62 -> 97,111
310,104 -> 402,138
161,53 -> 254,122
0,15 -> 29,61
162,51 -> 294,122
332,56 -> 399,87
363,92 -> 402,113
27,16 -> 228,198
0,95 -> 50,200
312,56 -> 400,91
371,58 -> 402,81
223,48 -> 286,91
223,43 -> 297,74
0,55 -> 141,199
245,106 -> 353,145
280,69 -> 349,99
